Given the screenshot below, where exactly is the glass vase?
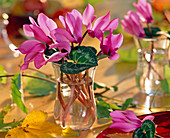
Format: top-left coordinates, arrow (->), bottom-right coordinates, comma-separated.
52,63 -> 96,131
134,36 -> 169,96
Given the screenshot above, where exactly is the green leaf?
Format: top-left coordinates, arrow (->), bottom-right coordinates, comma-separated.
144,27 -> 161,38
118,46 -> 137,62
0,65 -> 7,84
11,74 -> 28,114
24,73 -> 56,96
121,98 -> 133,110
136,74 -> 140,90
96,100 -> 111,119
109,103 -> 121,110
164,64 -> 170,78
111,86 -> 118,92
160,79 -> 169,94
61,46 -> 98,74
96,97 -> 120,119
133,120 -> 156,138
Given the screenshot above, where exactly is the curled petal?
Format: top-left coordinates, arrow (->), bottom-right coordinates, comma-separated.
29,16 -> 37,26
21,62 -> 29,70
142,115 -> 154,122
109,122 -> 141,132
83,4 -> 96,30
93,11 -> 110,32
17,40 -> 46,54
51,28 -> 75,43
37,13 -> 57,37
23,24 -> 34,37
109,110 -> 142,132
49,41 -> 71,53
31,25 -> 51,43
46,52 -> 67,63
34,53 -> 47,69
104,18 -> 119,32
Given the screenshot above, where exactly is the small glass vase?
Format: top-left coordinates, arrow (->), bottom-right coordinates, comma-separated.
52,63 -> 96,131
134,36 -> 169,96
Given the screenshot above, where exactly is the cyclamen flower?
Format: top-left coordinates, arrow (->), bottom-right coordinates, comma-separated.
59,9 -> 83,43
109,110 -> 154,132
17,13 -> 71,70
23,13 -> 57,43
121,11 -> 145,38
133,0 -> 153,23
82,4 -> 119,40
17,40 -> 71,70
100,30 -> 123,60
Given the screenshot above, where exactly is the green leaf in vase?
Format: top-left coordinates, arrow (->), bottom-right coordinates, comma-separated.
11,73 -> 28,114
144,27 -> 161,38
0,65 -> 7,84
60,46 -> 98,74
24,73 -> 56,96
133,120 -> 156,138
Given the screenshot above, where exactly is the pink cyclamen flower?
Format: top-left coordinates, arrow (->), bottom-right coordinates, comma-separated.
133,0 -> 153,23
109,110 -> 154,132
100,30 -> 123,60
17,40 -> 47,70
17,40 -> 71,70
121,11 -> 145,38
82,4 -> 119,40
23,13 -> 57,43
59,9 -> 83,43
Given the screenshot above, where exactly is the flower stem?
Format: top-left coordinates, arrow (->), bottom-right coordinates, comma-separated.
0,74 -> 56,84
78,30 -> 88,46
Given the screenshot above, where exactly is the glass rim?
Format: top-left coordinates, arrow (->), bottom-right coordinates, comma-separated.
134,36 -> 168,42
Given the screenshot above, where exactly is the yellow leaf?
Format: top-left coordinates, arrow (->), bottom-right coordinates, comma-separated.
5,127 -> 25,138
5,111 -> 63,138
61,126 -> 80,137
22,110 -> 47,129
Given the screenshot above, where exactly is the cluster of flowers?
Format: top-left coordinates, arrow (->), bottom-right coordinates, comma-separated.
17,4 -> 123,70
121,0 -> 153,37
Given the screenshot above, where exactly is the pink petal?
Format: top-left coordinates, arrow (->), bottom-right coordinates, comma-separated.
49,41 -> 71,53
47,52 -> 67,63
29,16 -> 37,25
17,40 -> 46,54
142,115 -> 154,122
59,15 -> 67,28
109,122 -> 140,132
20,63 -> 29,70
104,18 -> 119,32
109,53 -> 119,60
51,28 -> 75,43
83,4 -> 96,30
23,24 -> 34,37
65,13 -> 76,35
34,53 -> 47,69
37,13 -> 57,37
71,9 -> 82,43
93,11 -> 110,32
31,25 -> 51,43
